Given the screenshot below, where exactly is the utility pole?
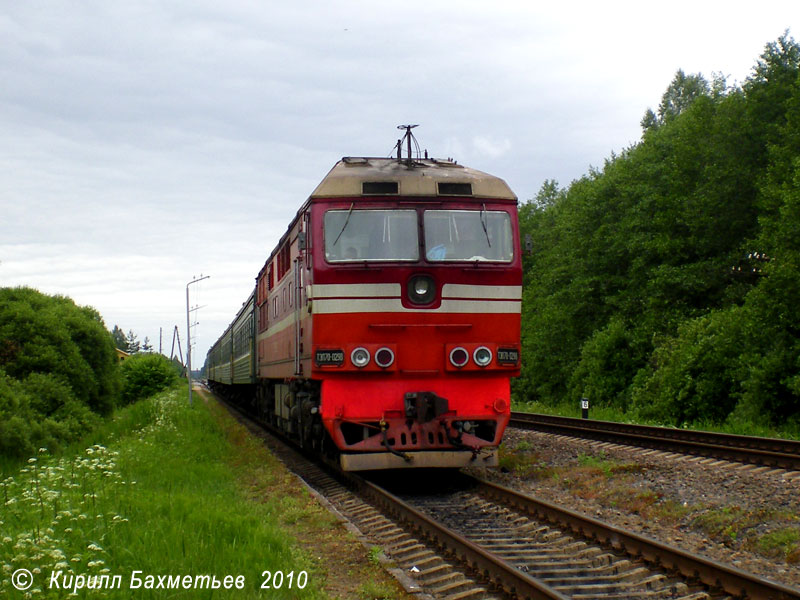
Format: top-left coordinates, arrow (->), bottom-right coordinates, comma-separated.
186,274 -> 209,406
171,325 -> 185,368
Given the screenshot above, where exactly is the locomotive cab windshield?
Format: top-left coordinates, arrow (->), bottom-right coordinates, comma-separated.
424,209 -> 513,262
324,209 -> 418,262
323,207 -> 514,264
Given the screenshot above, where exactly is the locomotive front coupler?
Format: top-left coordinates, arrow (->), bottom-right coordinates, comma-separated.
404,391 -> 449,424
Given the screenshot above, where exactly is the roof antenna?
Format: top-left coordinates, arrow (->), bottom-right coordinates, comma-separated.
396,124 -> 420,166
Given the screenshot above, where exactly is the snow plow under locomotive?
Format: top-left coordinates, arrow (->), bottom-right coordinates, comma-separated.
206,132 -> 521,470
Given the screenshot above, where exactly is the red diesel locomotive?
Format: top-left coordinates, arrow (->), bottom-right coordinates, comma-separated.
207,136 -> 521,470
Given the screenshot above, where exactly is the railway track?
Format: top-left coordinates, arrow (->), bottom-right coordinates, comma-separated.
510,412 -> 800,471
374,471 -> 800,600
219,396 -> 800,600
218,397 -> 505,599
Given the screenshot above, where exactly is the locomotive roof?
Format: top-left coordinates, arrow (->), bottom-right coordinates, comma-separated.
309,157 -> 517,201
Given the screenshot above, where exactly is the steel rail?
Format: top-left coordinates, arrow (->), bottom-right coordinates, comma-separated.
216,392 -> 799,599
510,412 -> 800,470
215,391 -> 564,598
472,475 -> 800,600
347,474 -> 570,600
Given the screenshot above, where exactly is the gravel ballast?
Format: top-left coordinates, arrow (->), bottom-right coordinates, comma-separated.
468,427 -> 800,589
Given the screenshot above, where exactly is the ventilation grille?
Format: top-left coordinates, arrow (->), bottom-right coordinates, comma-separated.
362,181 -> 399,195
437,182 -> 473,196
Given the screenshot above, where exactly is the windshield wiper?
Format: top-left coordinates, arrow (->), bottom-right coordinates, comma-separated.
332,202 -> 355,247
479,203 -> 491,247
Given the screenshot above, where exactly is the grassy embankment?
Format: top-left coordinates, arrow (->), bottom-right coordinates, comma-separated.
1,386 -> 410,599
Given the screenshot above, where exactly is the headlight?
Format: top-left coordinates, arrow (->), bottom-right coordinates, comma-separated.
473,346 -> 493,367
351,347 -> 370,368
407,275 -> 435,305
449,347 -> 469,368
375,347 -> 395,368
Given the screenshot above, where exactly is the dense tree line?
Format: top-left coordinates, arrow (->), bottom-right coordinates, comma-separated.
0,288 -> 180,458
516,34 -> 800,431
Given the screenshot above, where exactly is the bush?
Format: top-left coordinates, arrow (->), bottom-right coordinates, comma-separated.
568,318 -> 645,411
630,307 -> 746,425
0,287 -> 120,415
0,287 -> 120,459
120,353 -> 180,404
0,369 -> 101,458
0,369 -> 36,457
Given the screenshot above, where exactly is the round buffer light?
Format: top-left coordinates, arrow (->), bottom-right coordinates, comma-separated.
351,347 -> 371,368
473,346 -> 493,367
407,275 -> 435,305
449,347 -> 469,368
375,347 -> 395,368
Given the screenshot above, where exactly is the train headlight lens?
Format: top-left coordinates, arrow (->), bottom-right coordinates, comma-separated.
407,275 -> 435,305
375,347 -> 395,368
473,346 -> 493,367
449,347 -> 469,368
351,347 -> 371,368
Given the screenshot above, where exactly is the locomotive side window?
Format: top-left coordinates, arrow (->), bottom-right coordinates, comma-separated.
324,209 -> 418,262
424,210 -> 513,262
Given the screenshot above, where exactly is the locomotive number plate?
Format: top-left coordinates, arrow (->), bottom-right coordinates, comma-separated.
315,349 -> 345,366
497,348 -> 520,365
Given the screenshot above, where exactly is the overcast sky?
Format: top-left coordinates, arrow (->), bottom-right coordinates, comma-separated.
1,1 -> 797,364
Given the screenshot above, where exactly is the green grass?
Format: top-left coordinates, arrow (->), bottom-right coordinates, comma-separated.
1,388 -> 324,598
497,442 -> 552,479
513,399 -> 632,423
690,505 -> 792,545
755,528 -> 800,563
576,452 -> 616,477
356,580 -> 397,600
